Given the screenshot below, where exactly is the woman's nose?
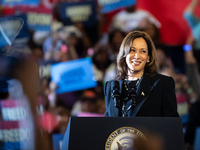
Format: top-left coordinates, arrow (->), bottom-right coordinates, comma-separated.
134,53 -> 139,58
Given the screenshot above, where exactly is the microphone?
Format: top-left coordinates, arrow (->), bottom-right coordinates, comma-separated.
127,82 -> 137,111
111,81 -> 121,109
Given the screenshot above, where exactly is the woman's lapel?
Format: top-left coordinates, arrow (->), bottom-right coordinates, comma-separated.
130,74 -> 159,116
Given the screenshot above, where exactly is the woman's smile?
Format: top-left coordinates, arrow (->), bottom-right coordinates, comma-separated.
131,60 -> 141,66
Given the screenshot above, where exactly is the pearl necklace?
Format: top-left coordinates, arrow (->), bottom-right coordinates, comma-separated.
124,74 -> 143,91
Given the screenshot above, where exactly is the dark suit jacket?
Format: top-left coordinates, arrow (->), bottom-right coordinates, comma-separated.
104,73 -> 179,117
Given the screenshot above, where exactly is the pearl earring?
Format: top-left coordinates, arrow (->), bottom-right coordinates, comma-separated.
147,60 -> 150,63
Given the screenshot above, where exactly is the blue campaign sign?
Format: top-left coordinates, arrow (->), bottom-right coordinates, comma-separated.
27,12 -> 52,32
98,0 -> 136,13
13,6 -> 52,32
52,134 -> 64,150
51,58 -> 97,94
59,1 -> 96,26
1,0 -> 39,6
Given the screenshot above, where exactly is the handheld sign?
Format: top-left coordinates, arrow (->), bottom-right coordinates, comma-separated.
51,58 -> 97,94
14,6 -> 52,32
1,0 -> 39,6
59,1 -> 96,26
98,0 -> 136,14
0,100 -> 35,150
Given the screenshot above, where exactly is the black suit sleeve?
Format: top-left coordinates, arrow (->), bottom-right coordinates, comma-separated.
162,77 -> 179,117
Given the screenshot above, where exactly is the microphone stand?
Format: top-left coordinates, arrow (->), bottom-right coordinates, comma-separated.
112,84 -> 136,117
122,88 -> 137,117
122,97 -> 129,117
113,96 -> 136,117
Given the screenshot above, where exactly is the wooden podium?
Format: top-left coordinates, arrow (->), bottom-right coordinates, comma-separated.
61,117 -> 185,150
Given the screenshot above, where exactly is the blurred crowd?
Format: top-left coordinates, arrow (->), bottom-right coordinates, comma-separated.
1,0 -> 200,150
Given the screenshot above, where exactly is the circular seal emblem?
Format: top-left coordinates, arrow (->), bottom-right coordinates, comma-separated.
105,127 -> 146,150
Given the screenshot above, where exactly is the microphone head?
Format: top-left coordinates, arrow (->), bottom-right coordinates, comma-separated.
111,80 -> 121,109
111,80 -> 120,97
111,80 -> 120,91
127,82 -> 136,96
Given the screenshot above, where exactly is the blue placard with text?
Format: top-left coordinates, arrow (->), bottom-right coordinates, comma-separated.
59,1 -> 96,26
98,0 -> 136,13
51,58 -> 97,94
1,0 -> 39,6
27,12 -> 52,31
13,6 -> 52,32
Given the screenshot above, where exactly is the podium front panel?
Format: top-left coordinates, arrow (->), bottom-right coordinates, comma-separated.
62,117 -> 185,150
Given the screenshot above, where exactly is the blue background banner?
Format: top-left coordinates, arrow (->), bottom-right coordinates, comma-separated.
1,0 -> 39,6
98,0 -> 136,13
51,58 -> 97,94
59,1 -> 96,26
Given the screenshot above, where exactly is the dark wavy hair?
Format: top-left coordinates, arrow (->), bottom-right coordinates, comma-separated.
115,31 -> 158,80
92,44 -> 112,70
108,28 -> 126,44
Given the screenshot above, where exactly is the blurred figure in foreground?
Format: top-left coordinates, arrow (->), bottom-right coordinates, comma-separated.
0,16 -> 52,150
133,134 -> 163,150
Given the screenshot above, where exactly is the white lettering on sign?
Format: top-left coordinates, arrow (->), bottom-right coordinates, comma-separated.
2,107 -> 30,121
27,13 -> 52,25
0,128 -> 31,142
36,105 -> 44,116
65,5 -> 92,22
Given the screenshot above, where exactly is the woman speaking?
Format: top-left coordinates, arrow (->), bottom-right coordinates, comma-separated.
104,31 -> 179,117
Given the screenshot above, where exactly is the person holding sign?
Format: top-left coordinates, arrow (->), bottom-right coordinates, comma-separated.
104,31 -> 179,117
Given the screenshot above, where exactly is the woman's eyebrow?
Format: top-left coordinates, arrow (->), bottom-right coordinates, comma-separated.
130,47 -> 136,49
131,47 -> 147,50
140,48 -> 147,50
